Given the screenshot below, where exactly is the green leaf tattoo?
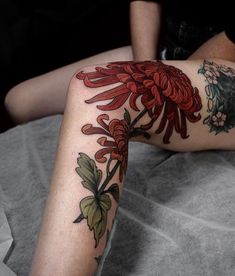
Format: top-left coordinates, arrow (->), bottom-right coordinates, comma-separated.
199,60 -> 235,134
94,229 -> 110,266
75,153 -> 102,194
124,108 -> 131,125
73,61 -> 206,250
106,183 -> 120,203
74,105 -> 151,247
74,153 -> 121,247
80,194 -> 111,247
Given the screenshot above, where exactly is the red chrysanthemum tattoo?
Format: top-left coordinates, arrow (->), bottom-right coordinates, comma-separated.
74,61 -> 202,248
77,61 -> 202,143
82,114 -> 129,182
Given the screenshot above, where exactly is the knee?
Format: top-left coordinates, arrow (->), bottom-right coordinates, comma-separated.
66,66 -> 130,179
4,84 -> 30,124
66,65 -> 126,120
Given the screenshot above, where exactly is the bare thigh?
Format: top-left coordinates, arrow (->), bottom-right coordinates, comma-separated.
5,46 -> 133,123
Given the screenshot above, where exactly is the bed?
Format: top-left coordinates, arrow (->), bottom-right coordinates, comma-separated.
0,115 -> 235,275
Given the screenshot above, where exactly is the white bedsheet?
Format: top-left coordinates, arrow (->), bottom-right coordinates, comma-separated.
0,115 -> 235,276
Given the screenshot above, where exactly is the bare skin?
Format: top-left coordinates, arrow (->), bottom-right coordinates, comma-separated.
4,2 -> 235,124
30,59 -> 235,276
188,32 -> 235,61
4,46 -> 133,123
3,3 -> 234,276
130,0 -> 162,60
5,35 -> 235,125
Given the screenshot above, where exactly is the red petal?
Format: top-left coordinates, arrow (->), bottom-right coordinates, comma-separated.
97,114 -> 109,131
109,119 -> 120,135
174,108 -> 180,133
96,66 -> 120,76
117,73 -> 131,83
76,71 -> 104,80
153,72 -> 161,86
155,106 -> 168,134
97,92 -> 130,111
111,151 -> 122,162
179,97 -> 194,111
129,93 -> 140,111
170,85 -> 181,103
97,137 -> 116,147
126,82 -> 137,93
123,64 -> 134,74
82,124 -> 111,136
163,82 -> 172,97
84,75 -> 119,88
151,86 -> 163,105
160,74 -> 168,89
85,85 -> 129,103
141,93 -> 155,110
143,79 -> 155,88
141,105 -> 164,130
163,120 -> 174,144
132,73 -> 145,82
179,110 -> 189,138
95,148 -> 114,163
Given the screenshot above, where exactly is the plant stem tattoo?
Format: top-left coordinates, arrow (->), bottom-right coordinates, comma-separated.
73,61 -> 202,248
199,60 -> 235,134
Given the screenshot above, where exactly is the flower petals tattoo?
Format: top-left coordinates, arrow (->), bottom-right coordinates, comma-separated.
77,61 -> 202,143
73,61 -> 202,248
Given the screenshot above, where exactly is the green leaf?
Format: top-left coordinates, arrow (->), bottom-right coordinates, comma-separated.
217,82 -> 223,91
218,105 -> 224,112
124,108 -> 131,125
80,196 -> 101,228
80,194 -> 111,247
209,125 -> 217,133
211,84 -> 221,98
106,183 -> 120,203
198,68 -> 205,75
76,153 -> 102,194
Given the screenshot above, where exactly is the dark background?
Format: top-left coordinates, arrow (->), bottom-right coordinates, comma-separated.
0,0 -> 130,132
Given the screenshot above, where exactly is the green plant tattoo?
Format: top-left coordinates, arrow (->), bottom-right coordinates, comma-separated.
73,61 -> 202,248
199,60 -> 235,134
73,109 -> 148,247
73,152 -> 120,247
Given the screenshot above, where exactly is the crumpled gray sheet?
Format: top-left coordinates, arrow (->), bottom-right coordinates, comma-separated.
0,115 -> 235,276
0,208 -> 16,275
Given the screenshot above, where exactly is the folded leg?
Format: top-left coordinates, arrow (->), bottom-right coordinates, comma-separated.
30,59 -> 235,276
5,46 -> 132,123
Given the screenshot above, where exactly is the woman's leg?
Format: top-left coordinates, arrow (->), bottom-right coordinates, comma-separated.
4,46 -> 132,123
30,59 -> 235,276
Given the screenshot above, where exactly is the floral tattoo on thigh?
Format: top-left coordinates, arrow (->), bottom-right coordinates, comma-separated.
199,60 -> 235,134
72,61 -> 203,249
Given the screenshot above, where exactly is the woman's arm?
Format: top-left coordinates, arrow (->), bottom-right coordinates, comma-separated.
30,59 -> 235,275
130,0 -> 162,60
